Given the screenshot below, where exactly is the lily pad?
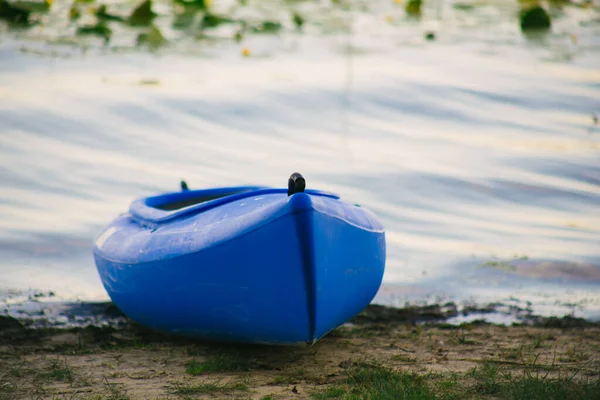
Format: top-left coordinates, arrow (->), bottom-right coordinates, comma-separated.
405,0 -> 422,17
172,7 -> 200,29
137,25 -> 166,48
200,12 -> 234,29
292,11 -> 304,29
68,4 -> 79,19
0,0 -> 31,24
96,4 -> 124,22
128,0 -> 156,26
453,3 -> 474,10
77,23 -> 111,41
174,0 -> 210,10
11,0 -> 50,13
520,6 -> 551,31
250,20 -> 282,34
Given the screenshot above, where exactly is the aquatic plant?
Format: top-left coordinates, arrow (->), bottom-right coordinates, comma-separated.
136,25 -> 166,48
520,5 -> 552,31
0,0 -> 31,24
128,0 -> 156,26
77,23 -> 112,43
405,0 -> 422,17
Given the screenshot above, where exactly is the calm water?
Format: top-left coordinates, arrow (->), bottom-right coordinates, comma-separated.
1,0 -> 600,321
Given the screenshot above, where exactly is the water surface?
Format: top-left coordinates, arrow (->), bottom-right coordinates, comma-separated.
1,0 -> 599,320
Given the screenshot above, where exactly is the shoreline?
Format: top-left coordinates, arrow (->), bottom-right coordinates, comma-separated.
1,303 -> 599,399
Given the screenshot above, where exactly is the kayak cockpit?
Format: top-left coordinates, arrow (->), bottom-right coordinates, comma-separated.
130,183 -> 340,227
151,189 -> 257,211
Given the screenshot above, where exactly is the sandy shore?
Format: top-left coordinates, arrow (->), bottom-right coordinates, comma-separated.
1,304 -> 599,400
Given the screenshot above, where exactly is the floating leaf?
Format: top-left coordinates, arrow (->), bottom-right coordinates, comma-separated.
11,0 -> 50,13
520,6 -> 551,31
424,31 -> 435,40
251,20 -> 282,34
453,3 -> 474,10
77,22 -> 111,42
96,4 -> 124,22
200,12 -> 234,29
172,8 -> 198,29
68,4 -> 80,19
128,0 -> 156,26
233,29 -> 243,42
173,0 -> 210,10
405,0 -> 421,16
0,0 -> 30,24
292,11 -> 304,29
137,25 -> 166,48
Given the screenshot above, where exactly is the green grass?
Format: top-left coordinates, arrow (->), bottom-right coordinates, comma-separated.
311,359 -> 600,400
312,387 -> 346,399
37,358 -> 73,382
166,380 -> 248,395
311,363 -> 439,400
469,361 -> 600,400
185,351 -> 253,375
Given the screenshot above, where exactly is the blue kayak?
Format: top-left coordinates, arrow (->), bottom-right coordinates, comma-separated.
93,173 -> 386,344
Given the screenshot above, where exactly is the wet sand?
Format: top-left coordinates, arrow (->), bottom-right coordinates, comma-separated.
1,304 -> 599,399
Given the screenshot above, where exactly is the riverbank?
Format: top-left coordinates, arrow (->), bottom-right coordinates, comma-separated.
1,304 -> 599,400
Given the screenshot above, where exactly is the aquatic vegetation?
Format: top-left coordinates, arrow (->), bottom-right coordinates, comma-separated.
250,20 -> 283,34
0,0 -> 31,24
77,23 -> 112,42
174,0 -> 211,11
520,5 -> 552,31
200,12 -> 235,29
136,25 -> 166,48
0,0 -> 594,55
128,0 -> 156,26
292,10 -> 304,29
405,0 -> 422,17
96,4 -> 125,22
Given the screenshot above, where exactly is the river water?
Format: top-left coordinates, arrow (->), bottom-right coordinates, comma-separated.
1,0 -> 599,322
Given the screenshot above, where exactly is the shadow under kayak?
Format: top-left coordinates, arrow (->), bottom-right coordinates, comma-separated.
92,173 -> 386,345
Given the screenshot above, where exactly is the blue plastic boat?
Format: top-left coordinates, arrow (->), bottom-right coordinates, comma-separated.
93,173 -> 386,344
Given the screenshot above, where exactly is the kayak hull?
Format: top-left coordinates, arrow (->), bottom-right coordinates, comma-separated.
93,186 -> 385,344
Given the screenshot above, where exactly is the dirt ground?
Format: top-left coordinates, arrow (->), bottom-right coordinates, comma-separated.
1,304 -> 599,400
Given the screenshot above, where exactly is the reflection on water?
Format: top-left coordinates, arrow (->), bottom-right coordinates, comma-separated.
1,0 -> 599,320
